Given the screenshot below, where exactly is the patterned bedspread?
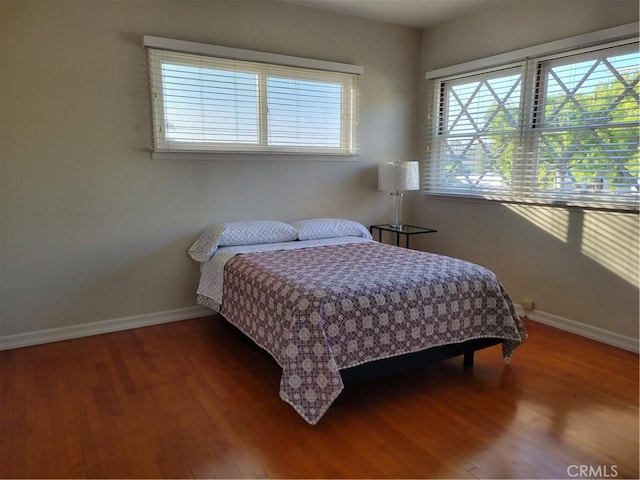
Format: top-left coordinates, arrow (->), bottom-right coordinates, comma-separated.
198,241 -> 527,425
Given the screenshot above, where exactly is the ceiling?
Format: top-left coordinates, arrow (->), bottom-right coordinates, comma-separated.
282,0 -> 496,29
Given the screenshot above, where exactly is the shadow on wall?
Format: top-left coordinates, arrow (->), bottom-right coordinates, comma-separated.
412,197 -> 639,338
506,205 -> 639,287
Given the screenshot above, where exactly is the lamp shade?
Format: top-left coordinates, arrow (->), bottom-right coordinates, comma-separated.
378,161 -> 420,191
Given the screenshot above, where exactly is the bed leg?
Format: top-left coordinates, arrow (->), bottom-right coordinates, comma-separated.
463,351 -> 474,367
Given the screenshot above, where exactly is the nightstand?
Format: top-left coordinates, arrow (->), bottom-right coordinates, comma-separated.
370,224 -> 437,249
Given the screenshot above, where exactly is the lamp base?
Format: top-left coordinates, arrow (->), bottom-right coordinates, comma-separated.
390,191 -> 405,229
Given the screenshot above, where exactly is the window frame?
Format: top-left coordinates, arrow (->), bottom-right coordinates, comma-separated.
144,35 -> 362,158
434,64 -> 526,196
424,23 -> 639,212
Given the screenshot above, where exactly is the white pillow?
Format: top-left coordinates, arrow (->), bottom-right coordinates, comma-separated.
188,220 -> 298,262
290,218 -> 373,241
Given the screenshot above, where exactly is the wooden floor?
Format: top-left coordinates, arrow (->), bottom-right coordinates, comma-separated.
1,316 -> 638,479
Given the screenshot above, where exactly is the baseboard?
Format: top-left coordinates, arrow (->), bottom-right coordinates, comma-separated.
0,305 -> 213,351
514,305 -> 639,353
2,304 -> 637,354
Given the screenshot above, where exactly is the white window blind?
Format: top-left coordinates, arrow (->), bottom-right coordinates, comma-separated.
145,37 -> 361,157
425,34 -> 640,212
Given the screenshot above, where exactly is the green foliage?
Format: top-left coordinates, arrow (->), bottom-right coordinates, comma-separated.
478,68 -> 640,194
536,71 -> 639,193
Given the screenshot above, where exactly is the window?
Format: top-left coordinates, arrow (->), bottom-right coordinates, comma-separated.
144,36 -> 361,157
425,27 -> 639,212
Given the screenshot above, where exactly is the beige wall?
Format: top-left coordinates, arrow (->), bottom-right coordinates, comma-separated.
0,0 -> 422,336
416,0 -> 639,339
2,0 -> 638,344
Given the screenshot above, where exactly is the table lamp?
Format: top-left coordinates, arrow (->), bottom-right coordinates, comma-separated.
378,160 -> 420,228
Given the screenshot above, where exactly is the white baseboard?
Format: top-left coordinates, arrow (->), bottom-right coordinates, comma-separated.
514,305 -> 639,353
2,304 -> 637,354
0,305 -> 213,351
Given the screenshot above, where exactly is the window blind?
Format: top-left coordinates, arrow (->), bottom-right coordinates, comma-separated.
145,38 -> 361,156
425,37 -> 640,212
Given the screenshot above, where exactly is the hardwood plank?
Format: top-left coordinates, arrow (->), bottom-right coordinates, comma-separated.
0,316 -> 637,478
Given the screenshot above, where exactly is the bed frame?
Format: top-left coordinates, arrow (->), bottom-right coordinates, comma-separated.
223,317 -> 502,387
339,337 -> 502,385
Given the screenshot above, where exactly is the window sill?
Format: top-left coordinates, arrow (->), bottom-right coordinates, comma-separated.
422,192 -> 639,214
151,151 -> 359,162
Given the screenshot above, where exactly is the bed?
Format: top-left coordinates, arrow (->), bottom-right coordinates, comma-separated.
189,218 -> 527,425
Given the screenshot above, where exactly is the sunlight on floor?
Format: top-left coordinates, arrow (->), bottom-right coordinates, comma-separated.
197,450 -> 266,478
582,213 -> 639,287
476,396 -> 640,479
564,405 -> 640,456
506,204 -> 569,242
